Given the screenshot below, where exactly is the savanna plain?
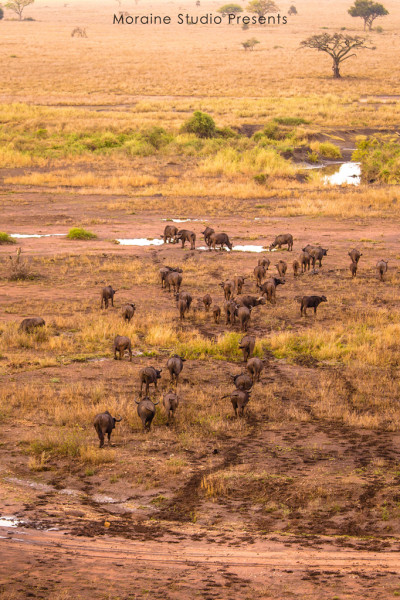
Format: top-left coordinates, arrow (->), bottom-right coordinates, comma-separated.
1,0 -> 400,598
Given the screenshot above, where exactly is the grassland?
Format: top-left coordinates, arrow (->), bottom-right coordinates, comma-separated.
1,1 -> 400,598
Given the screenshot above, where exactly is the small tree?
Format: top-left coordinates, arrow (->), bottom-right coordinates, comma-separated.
348,0 -> 388,31
218,3 -> 243,16
288,5 -> 297,15
300,33 -> 374,79
182,111 -> 216,138
5,0 -> 34,20
242,37 -> 260,50
246,0 -> 279,18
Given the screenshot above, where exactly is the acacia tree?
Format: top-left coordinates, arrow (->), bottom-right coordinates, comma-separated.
246,0 -> 279,18
5,0 -> 34,20
300,33 -> 374,79
218,3 -> 243,16
348,0 -> 388,31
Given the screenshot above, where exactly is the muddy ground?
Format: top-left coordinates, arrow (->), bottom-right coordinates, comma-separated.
1,188 -> 400,599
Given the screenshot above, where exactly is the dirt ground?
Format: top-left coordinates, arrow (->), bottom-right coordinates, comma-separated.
1,187 -> 400,599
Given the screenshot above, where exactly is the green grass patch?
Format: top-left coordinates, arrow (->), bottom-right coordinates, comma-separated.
0,232 -> 16,245
67,227 -> 97,240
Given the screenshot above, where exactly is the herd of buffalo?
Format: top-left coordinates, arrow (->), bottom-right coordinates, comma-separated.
15,226 -> 390,444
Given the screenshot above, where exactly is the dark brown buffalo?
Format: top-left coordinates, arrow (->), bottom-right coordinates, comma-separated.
159,266 -> 182,289
246,357 -> 263,383
122,303 -> 136,322
101,285 -> 117,309
19,317 -> 45,332
161,225 -> 178,244
203,294 -> 212,311
348,249 -> 362,264
239,335 -> 256,362
219,279 -> 235,301
113,335 -> 132,361
257,277 -> 285,304
254,264 -> 266,286
234,276 -> 246,294
209,232 -> 232,251
377,260 -> 388,281
139,367 -> 162,396
165,271 -> 182,293
163,391 -> 179,422
167,355 -> 186,384
176,229 -> 196,250
236,295 -> 266,309
230,372 -> 253,391
225,299 -> 238,325
213,306 -> 221,323
237,305 -> 251,332
299,251 -> 311,272
270,234 -> 293,251
223,390 -> 251,417
300,295 -> 327,316
135,397 -> 159,432
202,227 -> 215,247
258,257 -> 270,269
276,260 -> 287,277
94,411 -> 122,448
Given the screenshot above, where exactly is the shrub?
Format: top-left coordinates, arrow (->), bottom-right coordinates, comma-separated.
353,135 -> 400,183
0,232 -> 16,245
181,111 -> 216,139
67,227 -> 97,240
307,151 -> 319,164
242,38 -> 260,51
310,141 -> 342,159
142,127 -> 174,149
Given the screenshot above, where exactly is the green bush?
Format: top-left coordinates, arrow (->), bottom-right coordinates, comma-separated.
353,135 -> 400,184
181,111 -> 216,139
0,232 -> 16,245
317,142 -> 342,159
67,228 -> 97,240
142,127 -> 174,149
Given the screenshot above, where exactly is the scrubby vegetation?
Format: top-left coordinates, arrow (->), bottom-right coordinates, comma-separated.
67,227 -> 97,240
353,134 -> 400,183
0,232 -> 16,244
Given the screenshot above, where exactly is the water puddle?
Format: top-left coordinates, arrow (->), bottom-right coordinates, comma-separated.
161,218 -> 200,223
10,233 -> 66,239
116,238 -> 164,246
323,162 -> 361,186
0,516 -> 21,528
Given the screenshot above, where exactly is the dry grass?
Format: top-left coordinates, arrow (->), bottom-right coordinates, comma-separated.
1,0 -> 400,550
